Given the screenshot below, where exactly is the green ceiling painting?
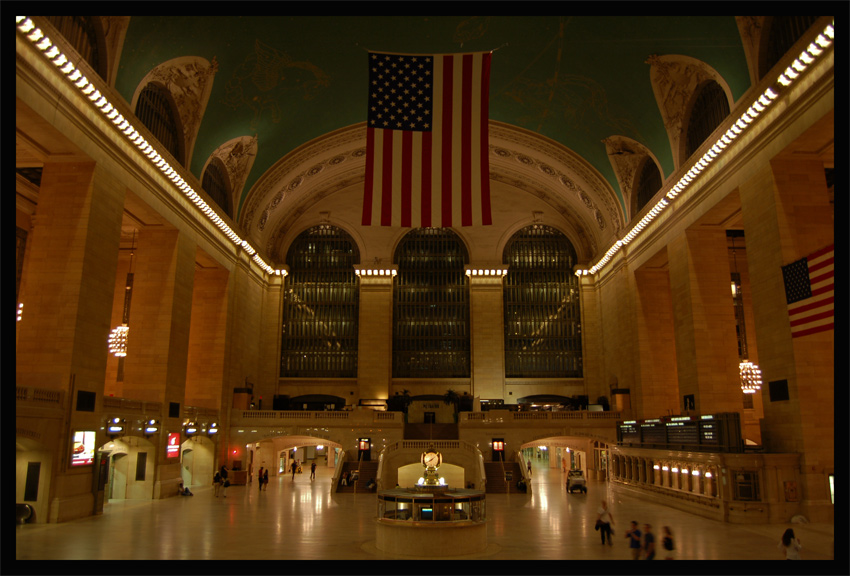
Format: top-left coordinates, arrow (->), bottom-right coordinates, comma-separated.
116,16 -> 750,218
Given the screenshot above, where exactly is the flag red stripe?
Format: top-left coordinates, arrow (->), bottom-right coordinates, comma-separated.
362,127 -> 376,225
789,295 -> 834,316
808,269 -> 834,285
401,130 -> 412,227
808,244 -> 834,261
790,308 -> 834,327
808,256 -> 834,274
441,54 -> 453,227
810,283 -> 834,298
792,322 -> 834,338
461,53 -> 473,227
421,131 -> 432,227
480,52 -> 492,226
380,129 -> 393,226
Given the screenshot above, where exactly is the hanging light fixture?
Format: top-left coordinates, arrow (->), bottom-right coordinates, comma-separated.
108,231 -> 136,357
730,233 -> 762,394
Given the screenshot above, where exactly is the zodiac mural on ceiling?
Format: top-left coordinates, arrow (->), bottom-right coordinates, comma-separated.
222,39 -> 330,130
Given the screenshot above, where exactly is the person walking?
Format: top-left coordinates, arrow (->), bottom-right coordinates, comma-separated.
596,500 -> 615,545
779,528 -> 802,560
662,526 -> 675,560
625,521 -> 642,560
643,523 -> 656,560
213,471 -> 222,497
220,465 -> 229,497
258,467 -> 264,492
310,461 -> 317,481
262,468 -> 269,490
290,460 -> 298,481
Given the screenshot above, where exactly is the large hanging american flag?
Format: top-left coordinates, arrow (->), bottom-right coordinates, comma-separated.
362,51 -> 492,227
781,244 -> 834,338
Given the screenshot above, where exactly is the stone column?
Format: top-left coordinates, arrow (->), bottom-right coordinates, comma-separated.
468,270 -> 506,400
356,269 -> 395,402
16,161 -> 124,522
185,267 -> 230,409
121,228 -> 196,498
739,156 -> 833,522
667,228 -> 742,416
633,266 -> 679,417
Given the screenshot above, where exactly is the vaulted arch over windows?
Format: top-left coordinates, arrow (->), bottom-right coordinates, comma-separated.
503,225 -> 581,378
135,83 -> 184,166
280,225 -> 360,378
760,16 -> 821,80
684,80 -> 730,161
45,16 -> 106,80
393,228 -> 470,378
634,156 -> 664,215
201,159 -> 232,219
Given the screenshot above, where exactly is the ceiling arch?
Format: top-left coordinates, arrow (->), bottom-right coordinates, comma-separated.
241,120 -> 623,264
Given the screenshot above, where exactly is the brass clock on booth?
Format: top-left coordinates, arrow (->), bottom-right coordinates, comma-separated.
421,450 -> 442,469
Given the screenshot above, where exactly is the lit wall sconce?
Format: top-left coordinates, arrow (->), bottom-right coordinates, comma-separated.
144,419 -> 160,436
705,471 -> 713,478
184,421 -> 198,436
465,267 -> 508,277
661,466 -> 669,471
107,417 -> 125,436
17,302 -> 23,322
691,470 -> 701,476
207,423 -> 219,436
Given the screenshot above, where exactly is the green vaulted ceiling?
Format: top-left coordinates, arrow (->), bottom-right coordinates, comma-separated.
116,16 -> 751,219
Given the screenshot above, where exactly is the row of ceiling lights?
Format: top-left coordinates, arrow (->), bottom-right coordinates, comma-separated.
16,16 -> 282,278
578,19 -> 834,277
16,17 -> 833,281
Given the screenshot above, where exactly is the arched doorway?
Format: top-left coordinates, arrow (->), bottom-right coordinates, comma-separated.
99,435 -> 156,501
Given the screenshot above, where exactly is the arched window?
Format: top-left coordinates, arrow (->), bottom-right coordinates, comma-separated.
201,159 -> 231,218
761,16 -> 821,81
280,225 -> 359,378
503,225 -> 582,378
135,83 -> 183,165
45,16 -> 104,80
634,157 -> 663,215
684,81 -> 730,161
393,228 -> 470,378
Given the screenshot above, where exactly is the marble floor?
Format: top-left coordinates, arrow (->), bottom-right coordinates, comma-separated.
14,459 -> 838,571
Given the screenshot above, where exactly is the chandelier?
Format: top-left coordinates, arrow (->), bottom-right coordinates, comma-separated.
108,231 -> 135,357
730,233 -> 762,394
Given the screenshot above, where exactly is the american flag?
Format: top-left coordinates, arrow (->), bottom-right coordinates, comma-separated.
781,244 -> 834,338
362,51 -> 492,227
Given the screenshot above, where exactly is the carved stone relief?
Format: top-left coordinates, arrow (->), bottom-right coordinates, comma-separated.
208,134 -> 258,218
139,56 -> 218,168
646,54 -> 721,170
602,135 -> 656,221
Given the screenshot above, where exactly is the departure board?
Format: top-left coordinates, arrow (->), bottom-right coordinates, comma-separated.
665,421 -> 699,444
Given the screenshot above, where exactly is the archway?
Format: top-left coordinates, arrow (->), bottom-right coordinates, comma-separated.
98,435 -> 156,501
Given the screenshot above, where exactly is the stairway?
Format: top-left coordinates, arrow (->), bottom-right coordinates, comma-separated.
335,461 -> 379,493
484,461 -> 527,494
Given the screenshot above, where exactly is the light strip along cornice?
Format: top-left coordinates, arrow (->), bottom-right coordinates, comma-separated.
576,20 -> 834,278
16,16 -> 287,278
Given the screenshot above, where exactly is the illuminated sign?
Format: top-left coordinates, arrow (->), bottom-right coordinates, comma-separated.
71,430 -> 95,466
166,432 -> 181,458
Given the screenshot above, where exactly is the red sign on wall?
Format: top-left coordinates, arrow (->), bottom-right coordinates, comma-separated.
166,432 -> 180,458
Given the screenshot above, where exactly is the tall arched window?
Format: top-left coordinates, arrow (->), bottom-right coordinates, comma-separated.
393,228 -> 470,378
280,225 -> 359,378
634,156 -> 663,215
45,16 -> 104,80
201,159 -> 232,218
684,80 -> 730,161
135,83 -> 183,165
503,225 -> 582,378
760,16 -> 821,80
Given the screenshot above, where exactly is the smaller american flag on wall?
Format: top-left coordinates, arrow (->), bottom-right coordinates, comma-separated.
781,244 -> 834,338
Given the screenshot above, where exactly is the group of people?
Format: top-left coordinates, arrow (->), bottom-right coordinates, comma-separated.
595,500 -> 675,560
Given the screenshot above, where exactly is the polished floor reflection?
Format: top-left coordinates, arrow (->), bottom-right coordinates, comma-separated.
15,459 -> 836,566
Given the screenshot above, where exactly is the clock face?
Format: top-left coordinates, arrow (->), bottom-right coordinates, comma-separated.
423,451 -> 440,468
